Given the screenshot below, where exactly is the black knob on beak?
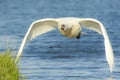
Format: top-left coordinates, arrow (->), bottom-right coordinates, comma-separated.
76,32 -> 81,39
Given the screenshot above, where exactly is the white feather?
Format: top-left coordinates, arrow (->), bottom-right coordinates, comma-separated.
15,17 -> 114,73
15,18 -> 58,63
79,18 -> 114,73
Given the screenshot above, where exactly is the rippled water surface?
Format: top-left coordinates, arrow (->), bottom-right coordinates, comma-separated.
0,0 -> 120,80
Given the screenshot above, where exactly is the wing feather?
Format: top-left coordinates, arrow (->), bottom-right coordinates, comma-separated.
15,18 -> 58,63
79,18 -> 114,73
80,18 -> 102,34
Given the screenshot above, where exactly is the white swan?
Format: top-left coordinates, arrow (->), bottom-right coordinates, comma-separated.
15,17 -> 114,73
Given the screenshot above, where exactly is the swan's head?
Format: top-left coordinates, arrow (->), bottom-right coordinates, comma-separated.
58,18 -> 81,38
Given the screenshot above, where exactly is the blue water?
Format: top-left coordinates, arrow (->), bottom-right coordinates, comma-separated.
0,0 -> 120,80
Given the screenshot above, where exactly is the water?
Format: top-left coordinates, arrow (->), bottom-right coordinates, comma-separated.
0,0 -> 120,80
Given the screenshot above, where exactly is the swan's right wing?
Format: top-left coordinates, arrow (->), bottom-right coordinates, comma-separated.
15,18 -> 58,63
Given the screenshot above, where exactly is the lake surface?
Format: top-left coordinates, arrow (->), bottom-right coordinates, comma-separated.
0,0 -> 120,80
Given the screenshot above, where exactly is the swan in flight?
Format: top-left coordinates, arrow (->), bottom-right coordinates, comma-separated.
15,17 -> 114,73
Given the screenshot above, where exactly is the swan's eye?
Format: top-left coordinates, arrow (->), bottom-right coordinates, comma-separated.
61,24 -> 66,30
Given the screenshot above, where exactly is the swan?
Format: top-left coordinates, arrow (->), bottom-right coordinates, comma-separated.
15,17 -> 114,73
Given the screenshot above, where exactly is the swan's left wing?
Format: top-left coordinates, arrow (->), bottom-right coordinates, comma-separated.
79,18 -> 114,73
15,18 -> 58,63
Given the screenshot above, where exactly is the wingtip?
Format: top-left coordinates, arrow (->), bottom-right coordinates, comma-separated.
110,62 -> 114,73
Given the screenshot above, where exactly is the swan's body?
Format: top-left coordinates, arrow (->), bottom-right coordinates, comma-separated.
15,17 -> 114,73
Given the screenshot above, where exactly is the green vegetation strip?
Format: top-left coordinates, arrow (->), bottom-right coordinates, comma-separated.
0,49 -> 20,80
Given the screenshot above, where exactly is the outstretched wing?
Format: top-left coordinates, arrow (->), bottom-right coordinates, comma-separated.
79,18 -> 114,73
15,18 -> 58,63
